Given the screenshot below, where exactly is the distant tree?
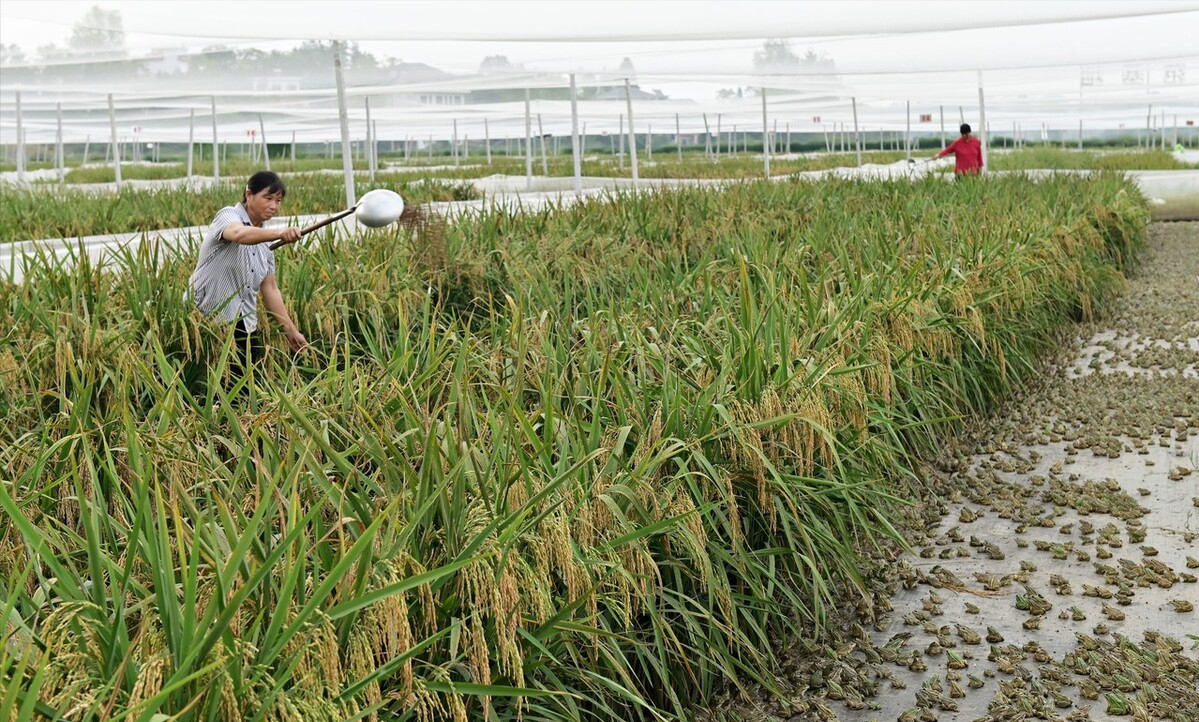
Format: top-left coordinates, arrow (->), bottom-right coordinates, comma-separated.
753,40 -> 835,76
479,55 -> 516,73
0,43 -> 26,66
727,40 -> 837,98
753,39 -> 801,70
618,57 -> 637,78
69,5 -> 126,57
346,42 -> 378,71
36,43 -> 65,63
189,44 -> 238,75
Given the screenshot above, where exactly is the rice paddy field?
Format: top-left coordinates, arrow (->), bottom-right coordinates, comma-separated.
0,179 -> 480,244
0,170 -> 1154,721
4,148 -> 1189,246
987,148 -> 1199,171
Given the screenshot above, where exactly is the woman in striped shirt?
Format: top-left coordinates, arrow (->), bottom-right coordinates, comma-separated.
189,171 -> 308,372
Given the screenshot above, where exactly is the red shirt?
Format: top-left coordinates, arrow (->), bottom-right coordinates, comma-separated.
937,135 -> 983,175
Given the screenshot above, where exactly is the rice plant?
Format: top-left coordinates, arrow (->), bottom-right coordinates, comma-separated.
0,173 -> 1148,721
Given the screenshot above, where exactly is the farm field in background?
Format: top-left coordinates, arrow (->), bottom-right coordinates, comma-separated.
2,148 -> 1190,243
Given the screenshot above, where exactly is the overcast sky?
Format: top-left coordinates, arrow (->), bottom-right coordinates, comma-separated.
3,1 -> 1198,76
2,0 -> 1197,113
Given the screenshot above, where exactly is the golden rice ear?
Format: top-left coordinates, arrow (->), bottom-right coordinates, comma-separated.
401,203 -> 449,279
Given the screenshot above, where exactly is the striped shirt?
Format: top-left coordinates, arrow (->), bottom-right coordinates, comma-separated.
189,203 -> 276,332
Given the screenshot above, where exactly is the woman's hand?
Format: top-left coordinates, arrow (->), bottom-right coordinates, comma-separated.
285,328 -> 309,353
274,227 -> 302,246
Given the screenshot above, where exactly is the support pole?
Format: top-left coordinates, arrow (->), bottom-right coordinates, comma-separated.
537,113 -> 548,175
258,113 -> 270,171
618,114 -> 624,168
485,117 -> 492,165
905,100 -> 912,161
333,39 -> 355,207
852,97 -> 861,167
1078,119 -> 1083,150
291,130 -> 296,164
211,96 -> 219,181
366,97 -> 376,178
676,113 -> 682,162
624,78 -> 639,185
940,105 -> 946,149
570,73 -> 582,193
56,102 -> 64,184
108,93 -> 122,186
977,71 -> 988,173
452,117 -> 459,167
702,113 -> 712,158
715,113 -> 721,159
525,88 -> 533,190
187,108 -> 194,181
15,91 -> 23,180
761,87 -> 770,178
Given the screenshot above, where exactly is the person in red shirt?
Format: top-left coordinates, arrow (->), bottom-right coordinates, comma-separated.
935,123 -> 984,175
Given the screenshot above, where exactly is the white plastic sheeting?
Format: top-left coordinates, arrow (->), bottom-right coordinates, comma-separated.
1,2 -> 1196,147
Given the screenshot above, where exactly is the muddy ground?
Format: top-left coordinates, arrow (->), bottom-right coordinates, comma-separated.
716,222 -> 1199,722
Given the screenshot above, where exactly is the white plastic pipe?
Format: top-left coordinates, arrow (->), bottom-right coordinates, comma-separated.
108,93 -> 122,186
569,73 -> 582,193
333,40 -> 355,207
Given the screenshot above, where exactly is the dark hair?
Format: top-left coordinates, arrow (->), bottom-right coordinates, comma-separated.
243,170 -> 286,203
960,123 -> 972,135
